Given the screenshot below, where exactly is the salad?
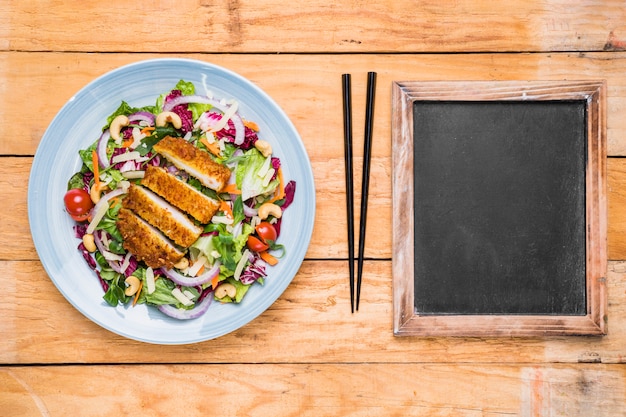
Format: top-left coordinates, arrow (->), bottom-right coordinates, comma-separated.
64,80 -> 295,320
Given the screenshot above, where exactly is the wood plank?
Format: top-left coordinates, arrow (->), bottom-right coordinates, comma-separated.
2,259 -> 626,365
1,364 -> 625,416
2,1 -> 625,53
0,158 -> 31,260
3,52 -> 626,158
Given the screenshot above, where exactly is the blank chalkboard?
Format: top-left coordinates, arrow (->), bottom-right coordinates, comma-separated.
413,100 -> 586,315
392,81 -> 607,337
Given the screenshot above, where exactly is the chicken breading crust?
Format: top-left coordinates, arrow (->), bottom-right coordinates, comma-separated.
123,184 -> 203,248
141,165 -> 220,224
153,136 -> 231,191
117,208 -> 185,269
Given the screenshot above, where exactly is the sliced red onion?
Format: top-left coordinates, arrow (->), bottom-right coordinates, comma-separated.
243,203 -> 258,218
97,129 -> 111,169
163,94 -> 215,112
160,261 -> 221,287
163,95 -> 245,145
128,111 -> 155,126
158,294 -> 213,320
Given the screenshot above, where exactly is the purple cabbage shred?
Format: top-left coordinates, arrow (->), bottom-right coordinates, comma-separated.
165,90 -> 194,134
74,224 -> 88,239
78,242 -> 98,270
122,256 -> 139,278
240,254 -> 267,285
281,181 -> 296,209
96,270 -> 109,292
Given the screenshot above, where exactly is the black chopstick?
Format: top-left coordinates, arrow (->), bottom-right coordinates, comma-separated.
342,73 -> 356,313
356,71 -> 377,311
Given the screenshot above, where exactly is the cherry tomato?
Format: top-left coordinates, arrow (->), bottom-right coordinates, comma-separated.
64,188 -> 94,222
255,222 -> 277,243
247,235 -> 269,252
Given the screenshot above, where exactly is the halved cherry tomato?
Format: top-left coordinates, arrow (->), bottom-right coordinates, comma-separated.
255,222 -> 277,243
64,188 -> 94,222
247,235 -> 269,252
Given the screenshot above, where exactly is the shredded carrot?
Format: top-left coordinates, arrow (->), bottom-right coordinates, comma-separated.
211,274 -> 221,289
259,251 -> 279,266
200,136 -> 222,156
196,264 -> 205,276
243,119 -> 260,132
219,200 -> 233,218
122,138 -> 134,148
269,167 -> 285,203
132,280 -> 144,306
141,126 -> 155,135
108,196 -> 121,208
91,150 -> 100,188
221,183 -> 241,195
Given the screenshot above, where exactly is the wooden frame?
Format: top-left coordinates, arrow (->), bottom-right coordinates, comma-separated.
392,80 -> 607,337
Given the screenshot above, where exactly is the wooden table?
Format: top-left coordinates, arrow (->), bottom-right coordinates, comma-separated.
2,1 -> 626,415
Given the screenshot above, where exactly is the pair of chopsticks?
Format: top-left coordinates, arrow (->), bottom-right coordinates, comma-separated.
342,71 -> 377,313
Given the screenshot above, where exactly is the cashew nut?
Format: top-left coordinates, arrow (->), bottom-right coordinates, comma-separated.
155,111 -> 182,129
215,282 -> 237,299
82,233 -> 96,252
109,115 -> 130,143
90,182 -> 109,204
173,257 -> 189,270
124,276 -> 141,296
254,140 -> 272,157
257,202 -> 282,220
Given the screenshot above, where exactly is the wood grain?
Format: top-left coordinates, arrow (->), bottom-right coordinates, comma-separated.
1,364 -> 625,416
4,52 -> 626,157
2,259 -> 626,365
2,1 -> 625,53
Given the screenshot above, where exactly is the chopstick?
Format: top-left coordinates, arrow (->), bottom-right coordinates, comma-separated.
342,73 -> 356,313
343,72 -> 377,313
356,71 -> 377,311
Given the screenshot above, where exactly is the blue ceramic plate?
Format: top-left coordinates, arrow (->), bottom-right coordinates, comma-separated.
28,58 -> 315,344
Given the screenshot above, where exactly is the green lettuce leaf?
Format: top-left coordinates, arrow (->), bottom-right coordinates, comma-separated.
235,148 -> 279,201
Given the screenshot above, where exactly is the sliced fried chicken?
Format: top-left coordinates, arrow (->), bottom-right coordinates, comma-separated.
123,184 -> 202,248
117,208 -> 185,269
153,136 -> 231,191
141,165 -> 221,224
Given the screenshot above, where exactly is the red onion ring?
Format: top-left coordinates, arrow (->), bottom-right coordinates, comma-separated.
158,294 -> 213,320
163,94 -> 244,145
159,261 -> 221,287
128,111 -> 155,125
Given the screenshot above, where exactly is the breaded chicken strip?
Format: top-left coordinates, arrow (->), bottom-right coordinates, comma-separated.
153,136 -> 231,191
117,208 -> 185,269
141,165 -> 220,224
123,184 -> 202,248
